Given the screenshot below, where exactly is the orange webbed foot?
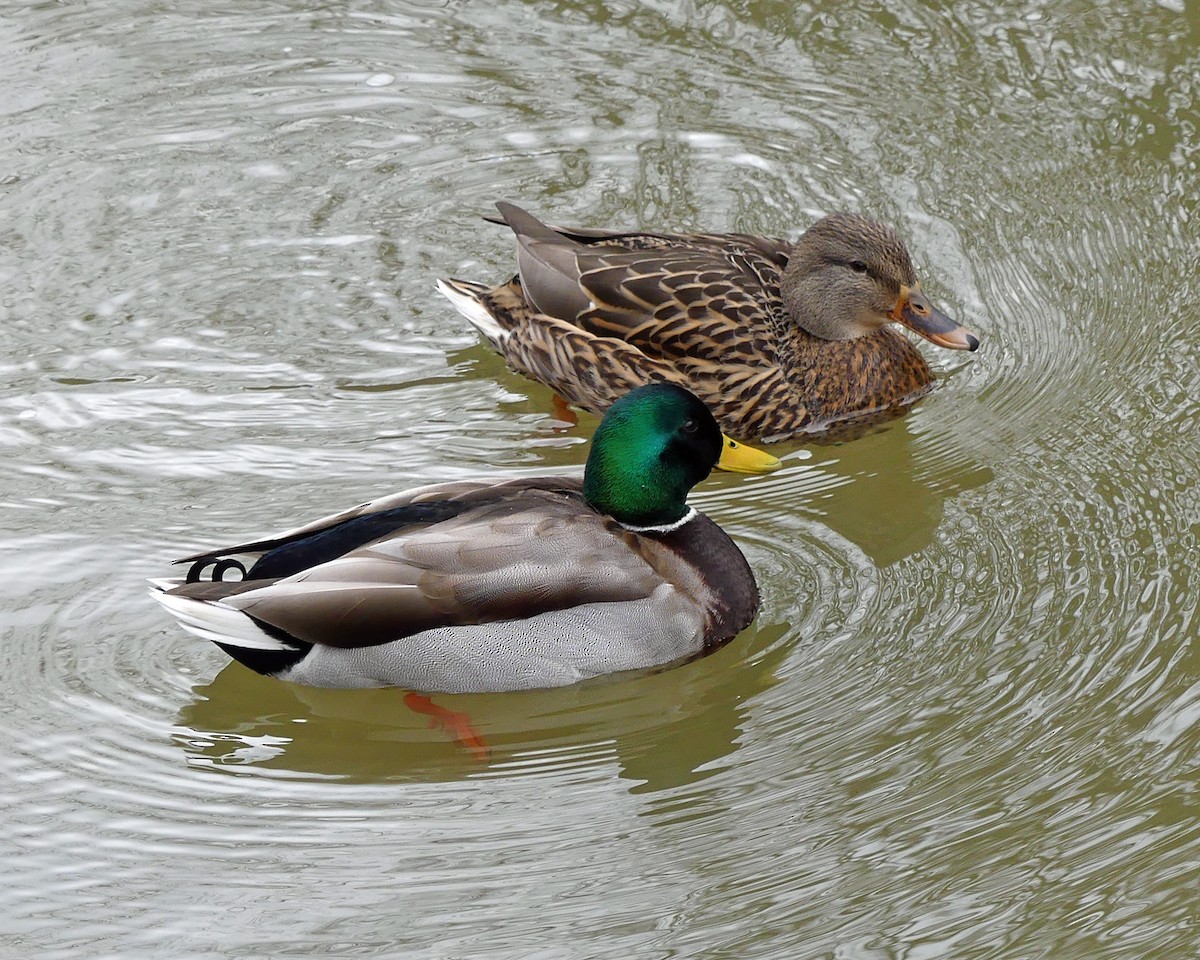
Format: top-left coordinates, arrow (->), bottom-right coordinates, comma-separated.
404,692 -> 490,762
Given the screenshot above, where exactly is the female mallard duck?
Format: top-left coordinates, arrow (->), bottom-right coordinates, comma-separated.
150,384 -> 780,693
438,202 -> 979,441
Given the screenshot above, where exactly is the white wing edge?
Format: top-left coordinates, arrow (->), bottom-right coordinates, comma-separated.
150,590 -> 296,652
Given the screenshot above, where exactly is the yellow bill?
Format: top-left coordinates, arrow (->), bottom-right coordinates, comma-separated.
718,434 -> 782,474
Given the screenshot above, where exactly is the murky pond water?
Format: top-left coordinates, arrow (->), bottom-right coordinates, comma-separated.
2,1 -> 1198,957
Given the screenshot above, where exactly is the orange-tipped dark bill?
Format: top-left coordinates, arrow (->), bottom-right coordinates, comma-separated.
889,283 -> 979,351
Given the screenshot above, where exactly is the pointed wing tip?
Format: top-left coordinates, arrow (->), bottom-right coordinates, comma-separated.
494,200 -> 523,221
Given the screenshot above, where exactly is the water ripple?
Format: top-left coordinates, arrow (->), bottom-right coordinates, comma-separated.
2,0 -> 1199,957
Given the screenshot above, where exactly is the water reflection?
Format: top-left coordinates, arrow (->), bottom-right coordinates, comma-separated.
177,618 -> 793,791
808,417 -> 995,567
3,0 -> 1200,955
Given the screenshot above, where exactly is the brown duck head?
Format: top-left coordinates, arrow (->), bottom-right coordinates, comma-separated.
780,212 -> 979,351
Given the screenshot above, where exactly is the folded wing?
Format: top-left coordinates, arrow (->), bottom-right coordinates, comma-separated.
167,483 -> 671,652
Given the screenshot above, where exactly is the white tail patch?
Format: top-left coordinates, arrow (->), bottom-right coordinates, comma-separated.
436,278 -> 508,346
152,591 -> 296,652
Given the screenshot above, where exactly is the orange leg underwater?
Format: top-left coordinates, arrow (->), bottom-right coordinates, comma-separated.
550,393 -> 579,427
404,692 -> 490,762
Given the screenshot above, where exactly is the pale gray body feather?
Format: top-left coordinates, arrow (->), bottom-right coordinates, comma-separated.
278,584 -> 702,690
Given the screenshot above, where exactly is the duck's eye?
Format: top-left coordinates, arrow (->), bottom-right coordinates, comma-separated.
681,419 -> 698,434
849,260 -> 869,274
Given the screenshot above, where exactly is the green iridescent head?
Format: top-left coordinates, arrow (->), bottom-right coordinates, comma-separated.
583,384 -> 728,528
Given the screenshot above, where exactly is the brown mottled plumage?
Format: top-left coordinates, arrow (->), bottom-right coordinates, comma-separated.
438,203 -> 979,441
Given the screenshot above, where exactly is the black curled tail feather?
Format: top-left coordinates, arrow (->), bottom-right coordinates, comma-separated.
186,557 -> 247,584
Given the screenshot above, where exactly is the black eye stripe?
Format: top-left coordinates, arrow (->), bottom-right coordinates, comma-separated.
824,257 -> 871,275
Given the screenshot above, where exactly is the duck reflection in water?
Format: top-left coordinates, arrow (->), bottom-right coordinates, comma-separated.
176,621 -> 791,788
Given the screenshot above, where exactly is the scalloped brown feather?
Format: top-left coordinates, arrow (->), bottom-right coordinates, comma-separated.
445,210 -> 937,441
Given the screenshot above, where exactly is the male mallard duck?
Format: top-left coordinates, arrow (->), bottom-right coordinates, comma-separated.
438,202 -> 979,441
150,384 -> 780,693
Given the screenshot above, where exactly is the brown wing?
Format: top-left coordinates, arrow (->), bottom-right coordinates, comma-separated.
496,202 -> 791,364
572,244 -> 784,366
473,205 -> 806,437
197,486 -> 671,650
